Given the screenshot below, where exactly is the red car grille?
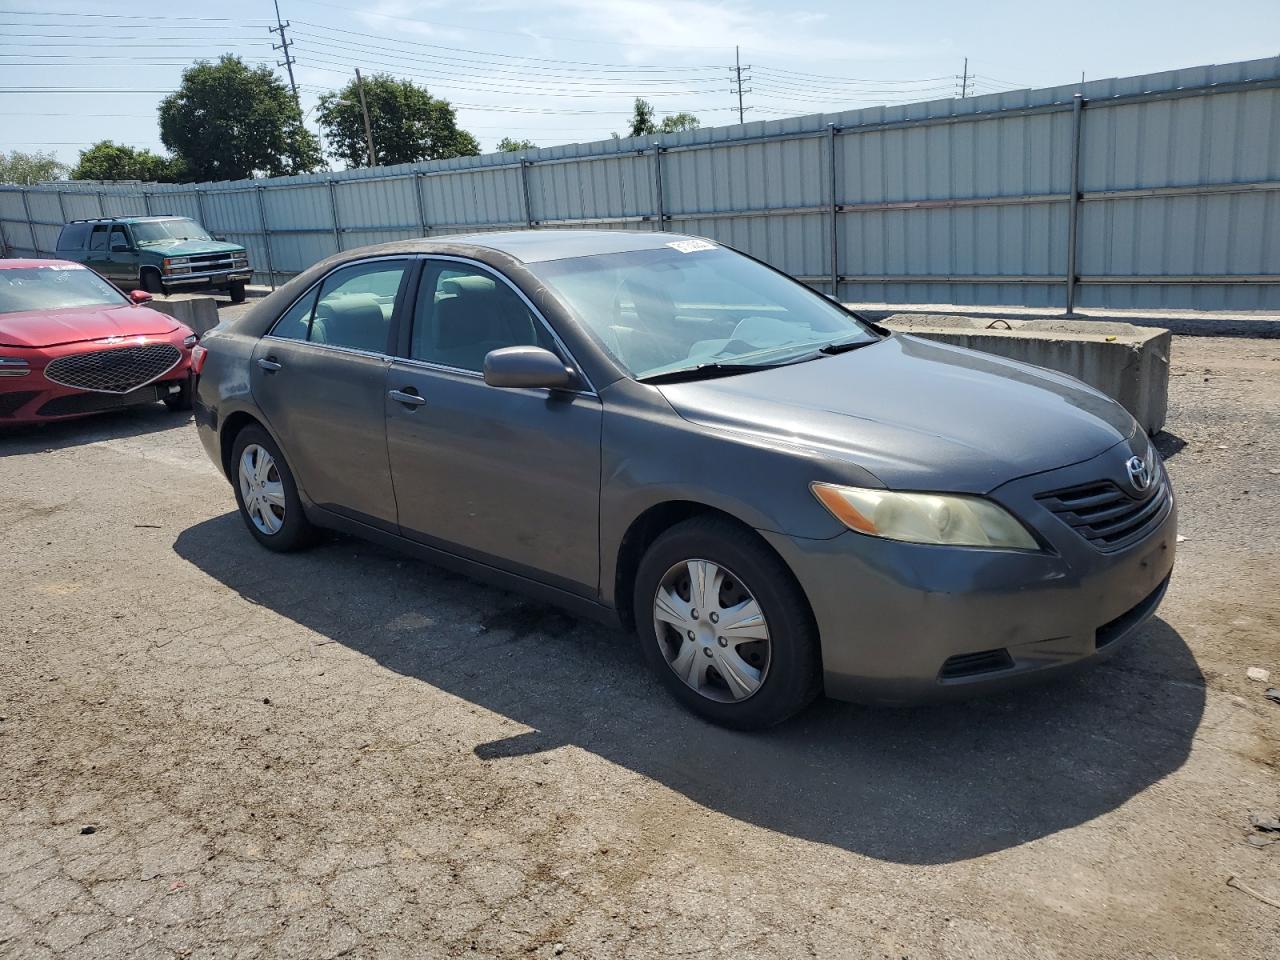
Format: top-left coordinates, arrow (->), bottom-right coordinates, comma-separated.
44,343 -> 182,394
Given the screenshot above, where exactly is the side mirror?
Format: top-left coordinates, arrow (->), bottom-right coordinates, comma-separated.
483,346 -> 574,390
111,241 -> 131,253
213,235 -> 227,242
129,289 -> 154,304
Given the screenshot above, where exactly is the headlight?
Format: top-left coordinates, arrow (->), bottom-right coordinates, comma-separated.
811,482 -> 1039,550
0,357 -> 30,377
163,258 -> 191,275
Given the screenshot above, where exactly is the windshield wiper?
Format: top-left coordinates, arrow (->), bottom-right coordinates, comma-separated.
818,336 -> 879,356
638,361 -> 784,384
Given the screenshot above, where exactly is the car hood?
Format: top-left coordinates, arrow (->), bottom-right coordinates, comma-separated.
657,334 -> 1138,493
0,304 -> 181,349
137,239 -> 244,257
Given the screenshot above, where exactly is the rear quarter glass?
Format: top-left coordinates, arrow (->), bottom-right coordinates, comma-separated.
57,222 -> 90,251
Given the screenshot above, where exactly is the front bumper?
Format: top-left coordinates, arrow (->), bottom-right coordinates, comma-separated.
164,268 -> 252,290
764,445 -> 1178,704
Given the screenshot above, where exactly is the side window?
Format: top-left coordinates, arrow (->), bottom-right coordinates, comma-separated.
270,289 -> 318,342
109,226 -> 129,250
56,223 -> 90,251
410,263 -> 555,372
88,226 -> 109,253
310,260 -> 408,353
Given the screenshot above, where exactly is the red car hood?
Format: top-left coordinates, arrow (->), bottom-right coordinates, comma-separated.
0,304 -> 181,349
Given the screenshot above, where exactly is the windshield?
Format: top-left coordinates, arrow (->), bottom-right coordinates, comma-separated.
0,265 -> 127,315
532,242 -> 876,380
132,218 -> 213,245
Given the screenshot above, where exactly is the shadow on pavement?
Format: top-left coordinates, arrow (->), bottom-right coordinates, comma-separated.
175,511 -> 1205,865
0,404 -> 189,454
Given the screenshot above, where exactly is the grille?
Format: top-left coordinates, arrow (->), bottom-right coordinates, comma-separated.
37,384 -> 169,418
45,344 -> 182,394
939,648 -> 1015,680
1037,475 -> 1171,553
0,390 -> 39,418
187,254 -> 243,270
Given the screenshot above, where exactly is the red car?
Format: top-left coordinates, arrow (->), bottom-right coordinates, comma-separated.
0,259 -> 197,424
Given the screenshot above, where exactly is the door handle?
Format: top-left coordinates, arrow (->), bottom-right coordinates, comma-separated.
388,388 -> 426,407
257,357 -> 282,372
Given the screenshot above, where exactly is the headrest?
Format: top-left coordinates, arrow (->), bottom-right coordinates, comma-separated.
440,275 -> 496,297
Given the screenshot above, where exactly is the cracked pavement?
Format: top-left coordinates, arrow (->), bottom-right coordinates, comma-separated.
1,334 -> 1278,958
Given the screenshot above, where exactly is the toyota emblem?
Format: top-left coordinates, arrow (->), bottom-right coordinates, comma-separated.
1126,454 -> 1152,493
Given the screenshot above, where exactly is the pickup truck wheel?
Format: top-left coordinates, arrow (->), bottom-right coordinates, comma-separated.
141,269 -> 164,295
228,281 -> 247,304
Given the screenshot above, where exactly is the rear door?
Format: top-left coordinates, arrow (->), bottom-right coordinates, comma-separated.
250,256 -> 413,532
385,258 -> 602,595
84,225 -> 111,280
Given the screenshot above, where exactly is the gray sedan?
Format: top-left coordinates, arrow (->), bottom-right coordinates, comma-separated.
192,230 -> 1176,728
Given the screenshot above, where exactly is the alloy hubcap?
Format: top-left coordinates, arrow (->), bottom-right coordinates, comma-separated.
653,559 -> 771,703
238,444 -> 286,535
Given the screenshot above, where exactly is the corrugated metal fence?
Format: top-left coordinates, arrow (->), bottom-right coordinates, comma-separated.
3,56 -> 1279,311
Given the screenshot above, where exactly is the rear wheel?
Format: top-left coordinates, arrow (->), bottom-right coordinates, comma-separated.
633,516 -> 822,729
140,269 -> 164,295
230,425 -> 315,552
228,281 -> 247,304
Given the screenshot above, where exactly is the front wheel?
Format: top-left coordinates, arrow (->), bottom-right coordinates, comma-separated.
228,281 -> 247,304
140,269 -> 164,295
230,425 -> 315,552
633,516 -> 822,729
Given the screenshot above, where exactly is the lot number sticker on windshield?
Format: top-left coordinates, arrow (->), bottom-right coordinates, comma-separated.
666,239 -> 717,253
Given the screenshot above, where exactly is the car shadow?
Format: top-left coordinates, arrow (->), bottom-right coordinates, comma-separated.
174,512 -> 1206,865
0,404 -> 188,454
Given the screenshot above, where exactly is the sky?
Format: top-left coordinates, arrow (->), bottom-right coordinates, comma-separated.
2,0 -> 1279,172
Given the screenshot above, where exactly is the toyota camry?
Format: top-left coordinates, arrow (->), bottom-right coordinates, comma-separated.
191,231 -> 1176,728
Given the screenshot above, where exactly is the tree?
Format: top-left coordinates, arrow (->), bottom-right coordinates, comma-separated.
159,55 -> 321,181
620,98 -> 700,138
317,74 -> 480,169
71,141 -> 183,183
496,137 -> 537,153
0,149 -> 65,184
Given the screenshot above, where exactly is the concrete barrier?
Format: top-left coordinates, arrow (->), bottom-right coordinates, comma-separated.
871,313 -> 1171,434
145,294 -> 221,337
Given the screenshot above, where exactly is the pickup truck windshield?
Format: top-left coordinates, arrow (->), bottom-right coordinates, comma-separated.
132,218 -> 214,245
532,243 -> 876,380
0,266 -> 127,315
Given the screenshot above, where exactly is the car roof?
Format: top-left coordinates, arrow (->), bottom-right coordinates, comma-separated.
65,216 -> 191,224
0,258 -> 85,269
394,229 -> 706,264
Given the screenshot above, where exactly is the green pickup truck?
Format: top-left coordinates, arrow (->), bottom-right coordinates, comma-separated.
55,216 -> 253,303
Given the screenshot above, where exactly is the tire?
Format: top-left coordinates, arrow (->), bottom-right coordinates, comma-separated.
633,516 -> 822,729
140,269 -> 164,295
228,281 -> 247,304
229,425 -> 315,552
163,374 -> 193,412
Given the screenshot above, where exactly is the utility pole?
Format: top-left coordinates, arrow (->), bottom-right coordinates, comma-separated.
960,57 -> 969,98
730,46 -> 752,123
269,0 -> 299,107
355,68 -> 377,167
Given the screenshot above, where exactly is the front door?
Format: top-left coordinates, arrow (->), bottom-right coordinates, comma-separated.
250,257 -> 412,532
385,259 -> 602,595
84,224 -> 111,281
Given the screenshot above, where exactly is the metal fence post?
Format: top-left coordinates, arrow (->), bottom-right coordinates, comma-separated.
95,190 -> 105,218
19,189 -> 36,254
1064,93 -> 1084,316
652,143 -> 666,232
143,191 -> 153,216
195,187 -> 208,228
255,185 -> 276,290
413,171 -> 429,236
827,123 -> 839,295
520,159 -> 535,228
327,179 -> 342,252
